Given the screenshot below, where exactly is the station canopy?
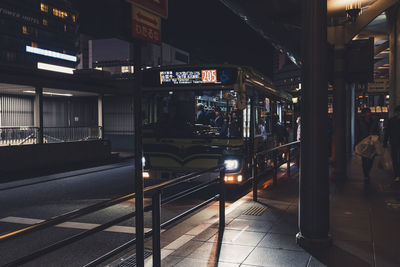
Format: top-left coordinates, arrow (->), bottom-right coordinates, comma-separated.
220,0 -> 392,79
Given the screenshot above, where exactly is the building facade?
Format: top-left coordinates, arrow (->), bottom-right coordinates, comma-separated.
0,0 -> 79,71
77,37 -> 190,75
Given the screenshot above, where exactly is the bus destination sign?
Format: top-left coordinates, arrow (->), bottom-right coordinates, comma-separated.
160,69 -> 231,85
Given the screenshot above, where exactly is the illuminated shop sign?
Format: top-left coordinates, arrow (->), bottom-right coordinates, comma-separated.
26,46 -> 77,62
160,69 -> 232,85
0,7 -> 40,24
37,62 -> 75,74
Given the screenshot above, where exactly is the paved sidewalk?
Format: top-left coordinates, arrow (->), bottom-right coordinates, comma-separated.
110,155 -> 400,266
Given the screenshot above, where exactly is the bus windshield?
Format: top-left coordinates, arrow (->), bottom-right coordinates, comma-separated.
143,90 -> 242,139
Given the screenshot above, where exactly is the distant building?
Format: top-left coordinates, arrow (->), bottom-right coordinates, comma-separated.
273,50 -> 301,92
77,37 -> 190,74
0,0 -> 79,72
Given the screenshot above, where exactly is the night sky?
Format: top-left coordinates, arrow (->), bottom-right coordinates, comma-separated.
71,0 -> 274,77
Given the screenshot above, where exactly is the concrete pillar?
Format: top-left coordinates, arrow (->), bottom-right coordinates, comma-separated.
350,84 -> 356,151
388,5 -> 400,115
346,83 -> 356,156
296,0 -> 331,248
98,95 -> 103,139
332,33 -> 348,180
34,87 -> 43,144
134,40 -> 145,267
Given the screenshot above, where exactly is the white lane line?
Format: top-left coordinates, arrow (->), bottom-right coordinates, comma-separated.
186,223 -> 211,236
0,216 -> 153,234
163,234 -> 194,250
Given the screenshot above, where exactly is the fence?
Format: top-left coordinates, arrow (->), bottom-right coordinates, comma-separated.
251,141 -> 301,201
0,127 -> 38,146
44,126 -> 102,143
0,126 -> 102,146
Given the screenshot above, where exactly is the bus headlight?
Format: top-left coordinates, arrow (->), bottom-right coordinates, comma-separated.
224,159 -> 240,171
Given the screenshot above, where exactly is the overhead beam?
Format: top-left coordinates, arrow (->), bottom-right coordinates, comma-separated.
345,0 -> 398,43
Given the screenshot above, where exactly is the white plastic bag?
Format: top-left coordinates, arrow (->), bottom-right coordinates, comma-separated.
380,148 -> 393,171
355,135 -> 379,159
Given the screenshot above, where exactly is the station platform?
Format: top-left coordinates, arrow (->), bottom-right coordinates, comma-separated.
109,156 -> 400,267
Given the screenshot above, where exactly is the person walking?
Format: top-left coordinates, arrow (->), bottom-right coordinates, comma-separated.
356,108 -> 380,183
383,105 -> 400,183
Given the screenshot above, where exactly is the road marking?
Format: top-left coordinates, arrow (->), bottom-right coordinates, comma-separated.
163,234 -> 194,250
0,216 -> 152,234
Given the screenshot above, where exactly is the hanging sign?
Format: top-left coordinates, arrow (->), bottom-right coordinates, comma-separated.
132,5 -> 161,45
128,0 -> 168,19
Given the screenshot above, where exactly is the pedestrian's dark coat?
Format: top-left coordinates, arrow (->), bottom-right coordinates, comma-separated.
384,116 -> 400,146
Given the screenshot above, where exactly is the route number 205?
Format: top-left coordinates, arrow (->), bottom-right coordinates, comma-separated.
201,70 -> 217,83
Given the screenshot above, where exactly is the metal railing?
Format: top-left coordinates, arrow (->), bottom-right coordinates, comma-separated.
0,126 -> 102,146
44,126 -> 102,143
251,141 -> 300,201
0,165 -> 226,267
0,127 -> 38,146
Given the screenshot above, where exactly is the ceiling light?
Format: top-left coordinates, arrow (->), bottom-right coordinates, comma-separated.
346,1 -> 362,23
23,90 -> 73,97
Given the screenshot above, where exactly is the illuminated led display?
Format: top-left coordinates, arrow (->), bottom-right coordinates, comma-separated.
37,62 -> 75,74
143,68 -> 236,87
26,46 -> 77,62
160,69 -> 230,85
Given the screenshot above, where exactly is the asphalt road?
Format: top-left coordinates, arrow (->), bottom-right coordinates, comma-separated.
0,161 -> 232,267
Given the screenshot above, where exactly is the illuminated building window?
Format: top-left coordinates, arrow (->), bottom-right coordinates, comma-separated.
43,19 -> 48,26
22,25 -> 29,35
31,42 -> 38,48
72,15 -> 76,23
53,8 -> 68,19
121,66 -> 134,73
41,3 -> 49,12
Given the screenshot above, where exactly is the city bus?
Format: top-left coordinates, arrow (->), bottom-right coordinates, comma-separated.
141,64 -> 293,184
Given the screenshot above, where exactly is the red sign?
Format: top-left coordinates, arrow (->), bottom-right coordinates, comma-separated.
128,0 -> 168,19
133,20 -> 161,45
132,5 -> 161,45
201,70 -> 217,83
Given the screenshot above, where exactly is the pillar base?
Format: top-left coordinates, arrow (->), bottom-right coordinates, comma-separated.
296,232 -> 332,249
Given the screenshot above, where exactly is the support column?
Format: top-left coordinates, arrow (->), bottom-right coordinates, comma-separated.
133,40 -> 144,267
332,37 -> 348,180
388,5 -> 400,115
345,83 -> 355,156
350,84 -> 356,152
296,0 -> 331,248
34,87 -> 43,144
98,95 -> 103,139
